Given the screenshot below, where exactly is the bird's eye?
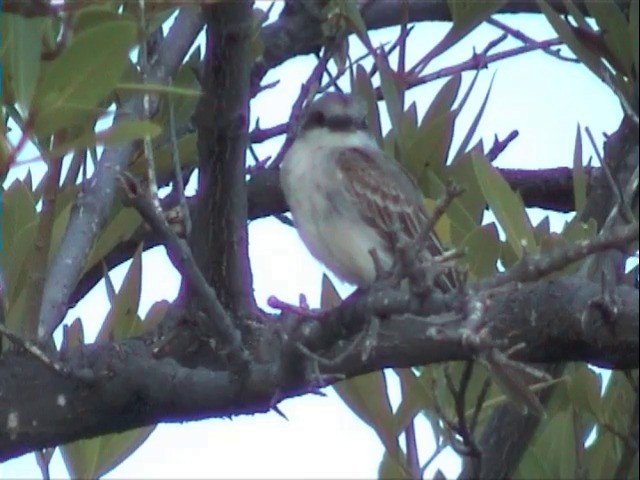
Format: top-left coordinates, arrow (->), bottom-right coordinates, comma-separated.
311,111 -> 326,126
300,110 -> 325,132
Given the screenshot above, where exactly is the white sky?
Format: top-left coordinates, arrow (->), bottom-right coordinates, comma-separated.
1,4 -> 626,480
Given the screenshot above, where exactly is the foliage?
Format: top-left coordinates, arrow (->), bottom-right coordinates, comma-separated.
0,0 -> 638,478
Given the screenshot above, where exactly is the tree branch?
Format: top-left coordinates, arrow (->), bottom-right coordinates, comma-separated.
66,164 -> 601,307
189,1 -> 255,317
460,116 -> 639,480
36,6 -> 204,341
1,276 -> 637,461
246,165 -> 599,220
252,0 -> 631,88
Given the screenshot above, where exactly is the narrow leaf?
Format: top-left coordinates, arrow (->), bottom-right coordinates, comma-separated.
471,154 -> 537,256
1,14 -> 45,114
572,124 -> 587,213
31,20 -> 137,136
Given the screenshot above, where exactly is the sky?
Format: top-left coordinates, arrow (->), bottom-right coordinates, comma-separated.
1,3 -> 626,479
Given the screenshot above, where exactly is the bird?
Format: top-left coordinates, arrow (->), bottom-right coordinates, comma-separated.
279,93 -> 547,415
280,92 -> 447,289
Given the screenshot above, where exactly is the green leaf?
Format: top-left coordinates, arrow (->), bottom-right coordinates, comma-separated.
84,207 -> 143,276
572,124 -> 587,213
398,101 -> 419,149
4,287 -> 29,344
150,64 -> 202,135
61,426 -> 155,479
452,73 -> 495,161
392,369 -> 434,437
419,169 -> 477,238
73,4 -> 132,34
44,120 -> 162,161
586,0 -> 633,76
567,366 -> 602,430
542,410 -> 577,478
448,0 -> 508,31
48,202 -> 73,265
1,14 -> 45,114
378,449 -> 410,480
138,300 -> 171,335
0,180 -> 38,302
471,153 -> 537,256
341,0 -> 367,36
537,0 -> 625,93
103,266 -> 117,304
353,65 -> 383,145
601,371 -> 637,439
516,446 -> 554,479
516,390 -> 583,478
408,111 -> 455,181
116,82 -> 202,98
334,372 -> 404,472
321,276 -> 404,468
129,133 -> 198,181
631,0 -> 639,78
95,244 -> 143,343
461,223 -> 500,278
448,151 -> 486,231
61,317 -> 85,351
97,120 -> 162,145
1,133 -> 11,182
376,51 -> 403,135
585,431 -> 618,480
562,217 -> 597,244
405,74 -> 460,178
31,20 -> 137,136
583,369 -> 634,480
413,0 -> 506,71
421,74 -> 461,129
320,273 -> 341,309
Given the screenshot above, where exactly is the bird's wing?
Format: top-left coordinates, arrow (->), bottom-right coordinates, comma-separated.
334,146 -> 429,246
335,146 -> 455,291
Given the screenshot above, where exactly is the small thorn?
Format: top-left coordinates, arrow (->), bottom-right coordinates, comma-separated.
271,405 -> 289,421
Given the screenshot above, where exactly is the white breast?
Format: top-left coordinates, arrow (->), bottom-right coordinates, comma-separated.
280,129 -> 391,285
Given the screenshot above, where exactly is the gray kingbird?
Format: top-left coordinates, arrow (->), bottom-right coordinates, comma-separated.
280,92 -> 445,288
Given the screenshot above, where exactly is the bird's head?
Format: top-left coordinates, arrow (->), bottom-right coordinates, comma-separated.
295,92 -> 368,137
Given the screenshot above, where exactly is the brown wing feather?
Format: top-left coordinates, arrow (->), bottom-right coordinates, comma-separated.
335,146 -> 455,291
335,147 -> 428,247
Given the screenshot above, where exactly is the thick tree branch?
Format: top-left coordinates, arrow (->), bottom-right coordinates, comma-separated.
121,175 -> 248,363
67,164 -> 601,307
36,7 -> 204,341
1,276 -> 637,461
252,1 -> 631,87
461,116 -> 639,479
189,1 -> 255,317
246,165 -> 599,219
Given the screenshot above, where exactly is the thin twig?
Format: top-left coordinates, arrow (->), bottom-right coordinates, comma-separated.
469,376 -> 492,434
269,51 -> 331,168
404,419 -> 421,478
585,126 -> 635,225
0,323 -> 70,377
138,0 -> 163,215
388,38 -> 565,100
480,223 -> 639,290
250,122 -> 288,144
119,173 -> 249,364
24,143 -> 63,339
168,77 -> 192,237
487,17 -> 578,63
486,130 -> 519,162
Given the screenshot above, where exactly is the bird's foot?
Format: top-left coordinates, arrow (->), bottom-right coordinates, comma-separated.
267,294 -> 322,317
